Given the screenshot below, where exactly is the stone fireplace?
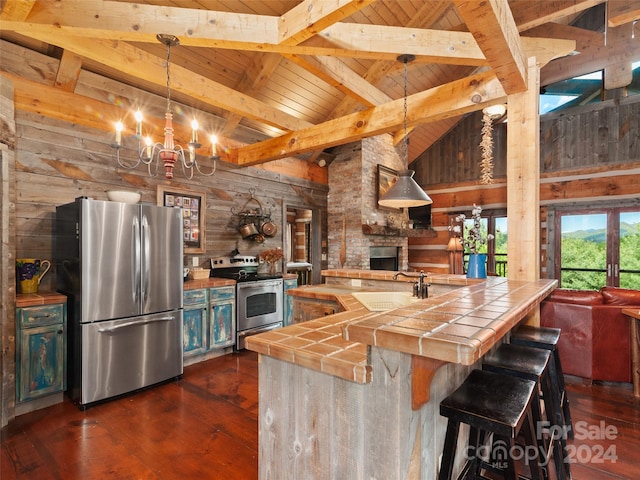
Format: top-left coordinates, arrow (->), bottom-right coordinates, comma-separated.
327,135 -> 410,271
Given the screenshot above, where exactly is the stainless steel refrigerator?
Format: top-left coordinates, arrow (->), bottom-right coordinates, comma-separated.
55,197 -> 184,408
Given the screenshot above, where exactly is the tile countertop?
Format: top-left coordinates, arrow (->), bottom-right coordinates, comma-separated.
184,278 -> 237,290
245,276 -> 557,385
321,268 -> 482,286
184,273 -> 296,291
16,291 -> 68,308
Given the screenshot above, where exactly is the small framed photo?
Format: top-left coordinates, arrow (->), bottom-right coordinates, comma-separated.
377,164 -> 401,211
157,186 -> 206,253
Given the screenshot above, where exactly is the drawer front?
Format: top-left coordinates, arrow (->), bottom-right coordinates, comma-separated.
209,286 -> 235,303
184,288 -> 208,306
18,304 -> 65,328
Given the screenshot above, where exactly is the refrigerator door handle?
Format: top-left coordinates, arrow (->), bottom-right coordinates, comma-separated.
141,214 -> 150,305
97,316 -> 174,333
133,215 -> 141,305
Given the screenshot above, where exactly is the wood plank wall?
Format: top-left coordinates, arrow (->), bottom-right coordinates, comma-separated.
410,94 -> 640,274
2,41 -> 328,295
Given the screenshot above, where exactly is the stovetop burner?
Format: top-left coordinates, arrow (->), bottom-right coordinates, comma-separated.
211,270 -> 282,282
209,254 -> 282,282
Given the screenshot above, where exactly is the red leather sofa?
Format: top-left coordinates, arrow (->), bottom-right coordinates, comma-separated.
539,287 -> 640,383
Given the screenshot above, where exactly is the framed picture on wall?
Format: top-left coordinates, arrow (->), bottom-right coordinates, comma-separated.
377,164 -> 400,211
157,185 -> 206,253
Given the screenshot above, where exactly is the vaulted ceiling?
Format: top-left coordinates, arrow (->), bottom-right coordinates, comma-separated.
1,0 -> 639,169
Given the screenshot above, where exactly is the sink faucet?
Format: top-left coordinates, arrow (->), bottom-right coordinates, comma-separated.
393,270 -> 430,299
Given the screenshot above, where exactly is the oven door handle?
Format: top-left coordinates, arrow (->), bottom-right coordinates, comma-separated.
236,322 -> 283,349
237,280 -> 283,290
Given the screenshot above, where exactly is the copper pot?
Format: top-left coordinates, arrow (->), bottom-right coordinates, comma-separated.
239,222 -> 259,239
261,220 -> 277,237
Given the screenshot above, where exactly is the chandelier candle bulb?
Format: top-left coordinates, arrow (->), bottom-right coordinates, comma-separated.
190,119 -> 199,144
210,134 -> 218,157
144,136 -> 152,159
134,110 -> 143,137
115,121 -> 123,146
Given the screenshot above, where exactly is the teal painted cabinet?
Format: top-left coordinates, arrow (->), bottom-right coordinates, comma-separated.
16,303 -> 66,403
209,286 -> 235,349
183,289 -> 208,357
283,278 -> 297,326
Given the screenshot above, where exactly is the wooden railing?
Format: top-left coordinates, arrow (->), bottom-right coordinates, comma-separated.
463,253 -> 507,277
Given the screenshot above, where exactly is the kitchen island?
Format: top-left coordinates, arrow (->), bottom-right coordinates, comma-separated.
245,276 -> 556,479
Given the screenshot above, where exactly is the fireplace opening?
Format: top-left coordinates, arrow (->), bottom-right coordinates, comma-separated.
369,246 -> 399,271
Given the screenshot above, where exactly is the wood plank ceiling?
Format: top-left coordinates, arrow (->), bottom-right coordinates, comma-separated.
1,0 -> 639,168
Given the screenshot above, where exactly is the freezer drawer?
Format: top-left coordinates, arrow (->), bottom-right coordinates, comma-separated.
79,310 -> 183,406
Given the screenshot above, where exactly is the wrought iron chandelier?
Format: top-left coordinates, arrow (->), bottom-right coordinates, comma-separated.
112,34 -> 218,179
378,54 -> 432,209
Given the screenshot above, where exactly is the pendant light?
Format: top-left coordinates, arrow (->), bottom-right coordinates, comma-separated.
378,54 -> 432,209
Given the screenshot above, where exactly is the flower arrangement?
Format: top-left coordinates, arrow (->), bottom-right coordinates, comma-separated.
449,204 -> 494,254
259,248 -> 284,264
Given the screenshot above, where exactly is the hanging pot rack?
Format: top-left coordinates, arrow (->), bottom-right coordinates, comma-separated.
230,189 -> 275,241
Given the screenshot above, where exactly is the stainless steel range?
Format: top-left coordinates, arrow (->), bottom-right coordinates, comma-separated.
210,254 -> 283,349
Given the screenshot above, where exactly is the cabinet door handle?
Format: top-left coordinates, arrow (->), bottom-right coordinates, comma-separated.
57,329 -> 64,335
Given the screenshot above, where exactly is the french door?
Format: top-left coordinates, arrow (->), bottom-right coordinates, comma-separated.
556,207 -> 640,289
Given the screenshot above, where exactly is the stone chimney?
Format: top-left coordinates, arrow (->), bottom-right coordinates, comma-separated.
327,135 -> 411,271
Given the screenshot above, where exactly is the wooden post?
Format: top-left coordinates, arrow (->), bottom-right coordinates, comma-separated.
507,57 -> 540,324
0,76 -> 17,428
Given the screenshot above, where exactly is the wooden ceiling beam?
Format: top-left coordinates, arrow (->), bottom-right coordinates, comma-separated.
23,0 -> 281,44
5,72 -> 124,131
3,71 -> 327,184
233,71 -> 507,166
510,0 -> 605,32
0,0 -> 36,21
4,2 -> 490,66
54,50 -> 82,92
20,31 -> 313,133
604,22 -> 634,90
524,22 -> 603,50
540,22 -> 640,86
0,19 -> 485,64
317,23 -> 488,66
607,0 -> 640,27
521,36 -> 577,66
278,0 -> 375,45
454,0 -> 527,94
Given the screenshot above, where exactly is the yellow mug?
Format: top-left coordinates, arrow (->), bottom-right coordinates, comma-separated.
16,258 -> 51,294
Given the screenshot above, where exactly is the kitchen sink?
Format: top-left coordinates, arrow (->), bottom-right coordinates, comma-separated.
352,291 -> 417,311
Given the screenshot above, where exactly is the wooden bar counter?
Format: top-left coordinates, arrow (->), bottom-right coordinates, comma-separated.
622,308 -> 640,397
245,276 -> 557,479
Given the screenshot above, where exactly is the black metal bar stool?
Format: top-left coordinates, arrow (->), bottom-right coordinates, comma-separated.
510,325 -> 574,440
438,369 -> 544,480
483,343 -> 571,480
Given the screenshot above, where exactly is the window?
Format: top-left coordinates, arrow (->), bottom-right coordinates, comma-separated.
451,209 -> 507,276
540,62 -> 640,115
556,208 -> 640,289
